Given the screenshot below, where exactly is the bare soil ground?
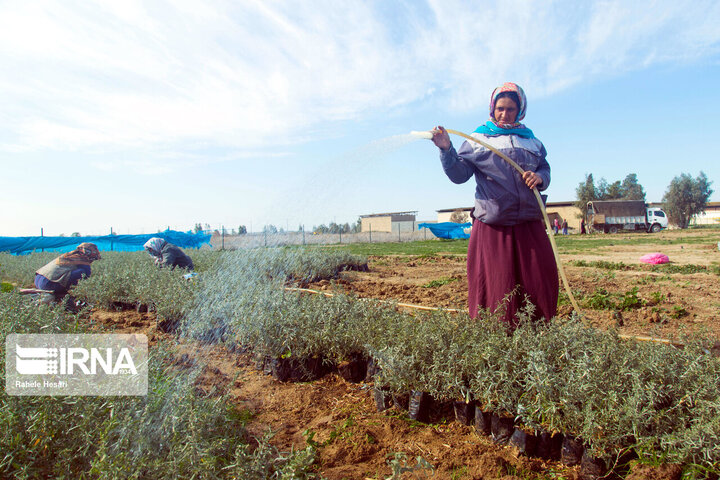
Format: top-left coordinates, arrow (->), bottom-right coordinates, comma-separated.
312,233 -> 720,342
86,233 -> 720,479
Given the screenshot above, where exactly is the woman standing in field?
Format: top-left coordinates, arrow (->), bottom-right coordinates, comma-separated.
431,82 -> 558,328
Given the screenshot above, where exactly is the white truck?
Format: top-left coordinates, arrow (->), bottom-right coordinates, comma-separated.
587,200 -> 668,233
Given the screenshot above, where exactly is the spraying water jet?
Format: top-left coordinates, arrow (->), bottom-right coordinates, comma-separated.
410,130 -> 434,140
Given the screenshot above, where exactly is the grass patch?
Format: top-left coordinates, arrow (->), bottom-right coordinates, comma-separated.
572,259 -> 631,271
572,259 -> 720,276
670,305 -> 689,319
329,239 -> 469,256
581,287 -> 646,311
422,277 -> 459,288
650,264 -> 720,275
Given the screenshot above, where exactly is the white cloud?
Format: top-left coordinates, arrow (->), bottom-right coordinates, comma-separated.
0,0 -> 718,170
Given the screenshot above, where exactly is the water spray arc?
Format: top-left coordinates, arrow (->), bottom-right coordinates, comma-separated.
412,129 -> 582,315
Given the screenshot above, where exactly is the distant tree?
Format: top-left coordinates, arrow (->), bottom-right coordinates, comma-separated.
595,178 -> 609,200
70,232 -> 81,237
602,180 -> 622,200
204,223 -> 211,231
662,171 -> 714,228
238,225 -> 247,235
576,172 -> 647,212
595,178 -> 622,200
620,173 -> 646,200
194,223 -> 203,233
59,233 -> 66,237
352,219 -> 362,233
450,209 -> 468,223
263,225 -> 278,234
574,173 -> 597,212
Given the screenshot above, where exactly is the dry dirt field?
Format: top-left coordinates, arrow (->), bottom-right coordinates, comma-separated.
88,230 -> 720,479
313,230 -> 720,342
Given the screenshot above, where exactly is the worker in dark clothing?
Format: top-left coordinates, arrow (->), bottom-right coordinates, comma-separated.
143,237 -> 194,270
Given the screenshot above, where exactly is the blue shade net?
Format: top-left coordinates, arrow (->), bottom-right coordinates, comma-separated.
418,222 -> 471,240
0,230 -> 211,255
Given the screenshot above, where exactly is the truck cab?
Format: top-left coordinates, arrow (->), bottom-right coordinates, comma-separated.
646,207 -> 669,233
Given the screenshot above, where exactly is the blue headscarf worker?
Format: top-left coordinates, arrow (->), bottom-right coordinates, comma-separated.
431,82 -> 558,329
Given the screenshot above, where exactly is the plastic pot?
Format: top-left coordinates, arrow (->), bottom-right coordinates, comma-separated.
262,356 -> 273,375
373,386 -> 392,412
270,356 -> 329,382
408,391 -> 430,422
509,428 -> 537,456
560,434 -> 584,466
301,355 -> 330,381
392,392 -> 409,411
490,413 -> 514,445
365,357 -> 381,382
453,400 -> 475,426
580,450 -> 607,479
253,353 -> 265,371
535,431 -> 563,461
337,352 -> 368,383
474,407 -> 491,436
270,357 -> 292,382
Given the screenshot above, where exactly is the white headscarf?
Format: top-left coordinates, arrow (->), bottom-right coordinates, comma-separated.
143,237 -> 167,257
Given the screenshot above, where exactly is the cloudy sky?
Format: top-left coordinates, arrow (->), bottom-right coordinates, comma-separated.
2,0 -> 719,236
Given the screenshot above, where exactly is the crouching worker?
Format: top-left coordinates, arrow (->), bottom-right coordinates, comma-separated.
143,237 -> 194,270
34,243 -> 102,301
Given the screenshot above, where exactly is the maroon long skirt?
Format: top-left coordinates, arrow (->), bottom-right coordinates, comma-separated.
467,219 -> 558,328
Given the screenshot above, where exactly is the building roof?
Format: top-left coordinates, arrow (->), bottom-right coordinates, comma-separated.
359,211 -> 418,218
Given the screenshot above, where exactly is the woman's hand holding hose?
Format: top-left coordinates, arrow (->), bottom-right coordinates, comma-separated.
522,171 -> 542,190
431,126 -> 451,151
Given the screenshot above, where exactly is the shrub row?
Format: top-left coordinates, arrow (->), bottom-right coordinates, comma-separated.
182,249 -> 720,476
0,291 -> 323,479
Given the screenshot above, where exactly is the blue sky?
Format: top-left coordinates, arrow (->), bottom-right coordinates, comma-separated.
1,0 -> 719,236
